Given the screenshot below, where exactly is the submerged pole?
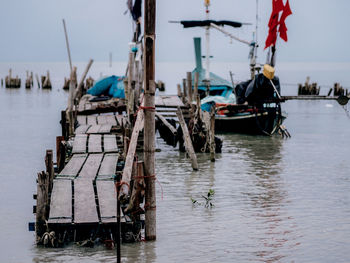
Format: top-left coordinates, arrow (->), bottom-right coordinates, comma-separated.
144,0 -> 156,241
116,174 -> 121,263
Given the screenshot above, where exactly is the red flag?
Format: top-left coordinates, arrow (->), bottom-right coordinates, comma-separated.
279,0 -> 292,42
265,0 -> 284,49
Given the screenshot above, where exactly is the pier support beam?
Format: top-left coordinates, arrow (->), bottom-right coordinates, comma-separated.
144,0 -> 156,241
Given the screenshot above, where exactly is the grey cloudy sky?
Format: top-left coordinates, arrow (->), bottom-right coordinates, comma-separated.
0,0 -> 349,63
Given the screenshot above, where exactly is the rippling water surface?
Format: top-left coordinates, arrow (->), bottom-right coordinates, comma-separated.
0,62 -> 349,262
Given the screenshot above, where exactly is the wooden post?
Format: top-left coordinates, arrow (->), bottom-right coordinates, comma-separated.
209,107 -> 215,162
74,59 -> 93,100
176,107 -> 198,170
35,74 -> 41,89
134,58 -> 141,107
186,72 -> 193,103
60,110 -> 67,139
177,84 -> 182,98
128,50 -> 135,120
144,0 -> 156,241
193,72 -> 199,100
182,78 -> 187,103
45,150 -> 54,194
125,161 -> 145,213
116,173 -> 121,263
67,67 -> 77,136
62,19 -> 73,73
56,136 -> 64,166
36,171 -> 49,237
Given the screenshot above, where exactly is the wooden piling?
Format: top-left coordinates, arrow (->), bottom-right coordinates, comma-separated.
177,84 -> 182,99
116,173 -> 121,263
209,107 -> 215,162
182,78 -> 187,103
128,50 -> 135,120
35,74 -> 41,89
144,0 -> 157,241
67,67 -> 77,136
36,171 -> 49,237
176,107 -> 198,170
193,72 -> 199,100
74,59 -> 94,100
45,150 -> 54,193
186,72 -> 193,103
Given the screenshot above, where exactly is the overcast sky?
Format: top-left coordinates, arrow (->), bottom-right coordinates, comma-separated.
0,0 -> 349,63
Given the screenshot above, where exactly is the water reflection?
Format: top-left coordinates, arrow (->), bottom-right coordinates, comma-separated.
229,135 -> 298,262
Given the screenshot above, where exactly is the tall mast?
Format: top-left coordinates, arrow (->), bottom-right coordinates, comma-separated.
205,0 -> 210,81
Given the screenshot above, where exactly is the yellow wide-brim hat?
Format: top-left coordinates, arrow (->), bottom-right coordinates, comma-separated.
263,64 -> 275,80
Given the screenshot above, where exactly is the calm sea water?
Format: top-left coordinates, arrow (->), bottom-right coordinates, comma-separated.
0,62 -> 349,263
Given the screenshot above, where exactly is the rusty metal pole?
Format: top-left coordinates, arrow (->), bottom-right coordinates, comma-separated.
144,0 -> 156,241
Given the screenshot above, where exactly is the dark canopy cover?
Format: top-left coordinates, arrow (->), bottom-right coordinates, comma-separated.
180,20 -> 242,28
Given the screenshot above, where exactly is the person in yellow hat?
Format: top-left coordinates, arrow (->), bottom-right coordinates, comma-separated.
234,64 -> 280,105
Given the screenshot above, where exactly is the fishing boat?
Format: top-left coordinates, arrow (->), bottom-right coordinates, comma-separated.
176,0 -> 290,136
190,37 -> 286,135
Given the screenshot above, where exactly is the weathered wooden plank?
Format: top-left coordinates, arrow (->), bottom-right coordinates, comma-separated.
86,124 -> 102,134
48,179 -> 72,224
155,112 -> 177,135
99,124 -> 112,134
115,115 -> 123,126
58,154 -> 87,177
85,103 -> 92,111
96,180 -> 125,223
161,95 -> 185,107
97,115 -> 108,124
88,134 -> 102,153
104,134 -> 118,152
72,134 -> 87,153
176,107 -> 198,170
77,153 -> 103,180
105,115 -> 117,125
74,180 -> 98,223
98,153 -> 118,178
77,115 -> 87,125
75,124 -> 91,134
119,109 -> 144,197
87,115 -> 97,125
155,96 -> 165,106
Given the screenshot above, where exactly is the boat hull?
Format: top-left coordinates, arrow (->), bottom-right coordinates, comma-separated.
215,111 -> 286,135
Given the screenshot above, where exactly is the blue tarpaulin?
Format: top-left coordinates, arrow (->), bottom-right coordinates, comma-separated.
87,75 -> 125,98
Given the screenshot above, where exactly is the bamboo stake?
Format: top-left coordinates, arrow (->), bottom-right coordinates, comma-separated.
144,0 -> 157,241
